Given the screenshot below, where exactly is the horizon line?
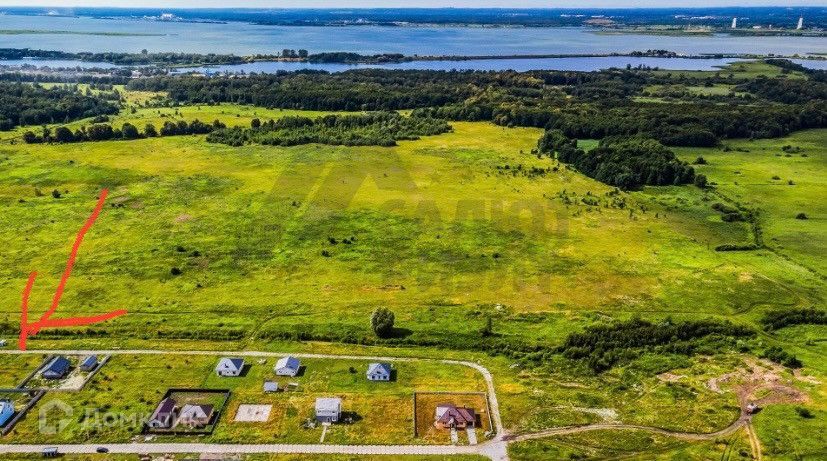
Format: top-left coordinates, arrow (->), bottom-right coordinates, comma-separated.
1,5 -> 823,10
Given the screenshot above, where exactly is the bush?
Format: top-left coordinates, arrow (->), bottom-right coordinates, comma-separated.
795,407 -> 814,419
121,122 -> 140,140
795,213 -> 808,220
694,174 -> 708,188
370,307 -> 395,338
762,346 -> 802,368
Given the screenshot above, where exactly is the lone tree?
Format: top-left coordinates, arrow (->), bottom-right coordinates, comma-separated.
371,307 -> 395,338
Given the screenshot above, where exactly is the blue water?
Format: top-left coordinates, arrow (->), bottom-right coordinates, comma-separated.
0,14 -> 825,57
175,57 -> 747,74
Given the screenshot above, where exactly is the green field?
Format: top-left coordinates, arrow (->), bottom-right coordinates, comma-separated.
0,93 -> 824,459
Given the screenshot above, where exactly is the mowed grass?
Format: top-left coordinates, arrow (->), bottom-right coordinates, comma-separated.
5,353 -> 484,444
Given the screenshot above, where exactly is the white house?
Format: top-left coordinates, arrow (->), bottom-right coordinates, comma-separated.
315,397 -> 342,423
274,356 -> 301,377
366,363 -> 392,381
215,358 -> 245,377
178,404 -> 214,428
0,400 -> 14,427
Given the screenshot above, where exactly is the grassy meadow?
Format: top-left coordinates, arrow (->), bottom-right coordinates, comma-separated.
0,90 -> 824,458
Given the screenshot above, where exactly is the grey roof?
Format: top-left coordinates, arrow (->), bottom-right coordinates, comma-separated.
217,357 -> 244,371
367,363 -> 391,376
276,356 -> 300,370
315,397 -> 342,413
263,381 -> 279,391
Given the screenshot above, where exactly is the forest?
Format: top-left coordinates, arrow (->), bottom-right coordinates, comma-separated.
206,112 -> 451,147
0,81 -> 119,130
127,63 -> 827,148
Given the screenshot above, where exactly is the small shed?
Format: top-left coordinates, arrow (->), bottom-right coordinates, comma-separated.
0,339 -> 7,347
79,355 -> 98,372
366,363 -> 392,381
0,400 -> 14,427
42,356 -> 71,380
215,357 -> 245,377
315,397 -> 342,423
263,381 -> 279,393
275,356 -> 301,377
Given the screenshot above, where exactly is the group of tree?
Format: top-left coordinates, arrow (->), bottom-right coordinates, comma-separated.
761,307 -> 827,332
0,82 -> 118,131
22,119 -> 226,144
206,112 -> 451,147
558,317 -> 755,373
539,132 -> 696,190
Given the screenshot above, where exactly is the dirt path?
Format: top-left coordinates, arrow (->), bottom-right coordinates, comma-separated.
508,413 -> 750,443
745,423 -> 763,461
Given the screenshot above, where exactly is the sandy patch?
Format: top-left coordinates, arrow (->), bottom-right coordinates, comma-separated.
658,372 -> 686,383
707,357 -> 808,409
234,404 -> 272,423
175,214 -> 193,223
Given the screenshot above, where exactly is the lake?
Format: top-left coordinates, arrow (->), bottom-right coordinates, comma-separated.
0,14 -> 825,57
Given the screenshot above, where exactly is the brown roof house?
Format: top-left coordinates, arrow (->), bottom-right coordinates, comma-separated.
434,404 -> 476,430
178,404 -> 214,428
147,398 -> 178,429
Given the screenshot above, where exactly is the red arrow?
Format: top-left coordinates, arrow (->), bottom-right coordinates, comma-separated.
19,188 -> 127,350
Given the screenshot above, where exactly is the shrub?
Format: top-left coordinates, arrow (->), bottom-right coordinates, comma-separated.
795,213 -> 808,220
795,407 -> 814,419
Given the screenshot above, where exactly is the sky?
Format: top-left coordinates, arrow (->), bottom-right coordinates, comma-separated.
0,1 -> 823,8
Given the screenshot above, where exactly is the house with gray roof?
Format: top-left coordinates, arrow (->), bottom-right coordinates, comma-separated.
274,356 -> 301,377
178,404 -> 214,428
315,397 -> 342,423
215,357 -> 245,377
366,363 -> 392,381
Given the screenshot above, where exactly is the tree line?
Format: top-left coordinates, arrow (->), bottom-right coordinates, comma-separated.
22,119 -> 227,144
206,112 -> 451,147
